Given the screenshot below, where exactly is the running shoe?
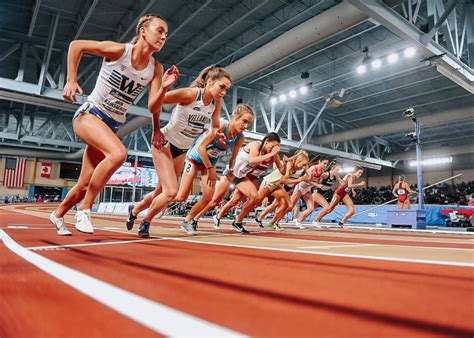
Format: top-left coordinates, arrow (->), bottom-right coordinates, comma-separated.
212,215 -> 220,229
338,221 -> 347,229
312,221 -> 322,228
126,205 -> 137,231
138,221 -> 150,238
274,223 -> 283,231
75,209 -> 94,234
232,221 -> 249,234
255,217 -> 264,228
181,220 -> 196,235
191,219 -> 198,232
296,220 -> 305,230
268,223 -> 276,231
49,211 -> 72,236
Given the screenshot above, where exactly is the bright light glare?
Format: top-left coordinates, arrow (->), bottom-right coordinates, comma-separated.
371,59 -> 382,69
299,86 -> 308,94
289,90 -> 297,98
270,97 -> 277,105
356,65 -> 366,74
409,157 -> 452,167
387,53 -> 399,64
404,47 -> 416,57
279,94 -> 287,102
340,166 -> 355,174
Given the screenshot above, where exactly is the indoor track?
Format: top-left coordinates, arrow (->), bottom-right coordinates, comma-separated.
1,204 -> 473,337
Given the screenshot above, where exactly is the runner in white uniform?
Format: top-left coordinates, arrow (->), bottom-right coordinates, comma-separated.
50,14 -> 177,236
126,65 -> 232,237
237,150 -> 310,231
194,132 -> 282,232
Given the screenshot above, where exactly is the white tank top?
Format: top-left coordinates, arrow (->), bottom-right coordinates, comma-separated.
162,88 -> 215,150
233,148 -> 254,178
88,43 -> 155,123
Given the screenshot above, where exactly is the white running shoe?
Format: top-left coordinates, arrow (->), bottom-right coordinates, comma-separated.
49,211 -> 72,236
75,209 -> 94,234
212,215 -> 220,229
312,221 -> 322,228
296,221 -> 305,230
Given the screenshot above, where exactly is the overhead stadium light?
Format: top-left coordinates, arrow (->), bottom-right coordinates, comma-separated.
409,156 -> 452,167
387,53 -> 399,64
299,86 -> 308,94
289,90 -> 297,98
371,59 -> 382,69
340,166 -> 355,174
279,93 -> 287,102
356,65 -> 366,74
270,97 -> 278,105
404,47 -> 416,58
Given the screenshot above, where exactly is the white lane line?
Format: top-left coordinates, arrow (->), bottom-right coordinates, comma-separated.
7,226 -> 29,229
26,238 -> 167,251
166,237 -> 474,267
299,244 -> 377,249
97,227 -> 474,251
0,230 -> 245,337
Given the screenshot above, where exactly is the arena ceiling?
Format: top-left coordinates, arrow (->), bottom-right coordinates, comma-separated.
0,0 -> 473,168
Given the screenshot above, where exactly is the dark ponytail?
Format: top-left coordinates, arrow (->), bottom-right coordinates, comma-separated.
258,132 -> 281,154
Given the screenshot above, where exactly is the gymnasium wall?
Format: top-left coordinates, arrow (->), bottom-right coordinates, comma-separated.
365,153 -> 474,187
0,157 -> 78,198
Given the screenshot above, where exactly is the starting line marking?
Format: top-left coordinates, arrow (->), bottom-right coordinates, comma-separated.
299,244 -> 377,249
26,238 -> 167,251
0,229 -> 244,337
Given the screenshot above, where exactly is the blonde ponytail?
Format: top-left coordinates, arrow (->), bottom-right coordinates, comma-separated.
130,14 -> 166,44
191,65 -> 232,88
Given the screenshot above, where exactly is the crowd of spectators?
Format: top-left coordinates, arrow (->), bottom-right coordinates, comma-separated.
168,181 -> 474,216
1,194 -> 61,204
348,181 -> 474,205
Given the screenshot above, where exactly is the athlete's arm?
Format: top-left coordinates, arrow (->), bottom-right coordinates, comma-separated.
248,143 -> 280,166
347,175 -> 365,189
163,87 -> 198,105
274,154 -> 286,175
407,184 -> 416,194
149,64 -> 179,149
63,40 -> 126,102
197,121 -> 225,170
211,98 -> 222,129
228,135 -> 244,171
392,183 -> 399,197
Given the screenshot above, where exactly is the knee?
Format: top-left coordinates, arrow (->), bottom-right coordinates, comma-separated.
174,194 -> 186,202
75,184 -> 88,195
107,147 -> 127,165
347,208 -> 355,216
164,191 -> 178,202
209,199 -> 220,208
200,196 -> 212,205
248,192 -> 258,200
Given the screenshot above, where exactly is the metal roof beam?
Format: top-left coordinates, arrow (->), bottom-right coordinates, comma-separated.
346,0 -> 473,93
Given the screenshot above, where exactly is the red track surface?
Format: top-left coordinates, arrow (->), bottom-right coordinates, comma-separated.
1,206 -> 473,337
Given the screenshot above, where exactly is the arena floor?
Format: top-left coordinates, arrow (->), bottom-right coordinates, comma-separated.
1,203 -> 473,337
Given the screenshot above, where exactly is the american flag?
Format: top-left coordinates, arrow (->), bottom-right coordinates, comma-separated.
3,157 -> 27,188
